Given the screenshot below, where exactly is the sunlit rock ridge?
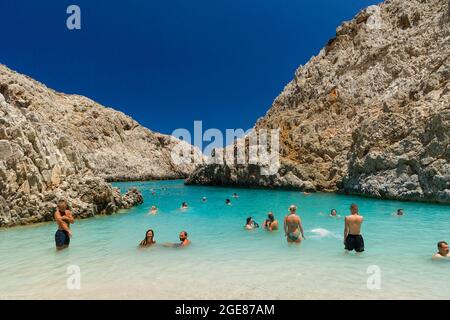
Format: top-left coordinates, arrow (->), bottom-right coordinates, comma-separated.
187,0 -> 450,203
0,64 -> 201,227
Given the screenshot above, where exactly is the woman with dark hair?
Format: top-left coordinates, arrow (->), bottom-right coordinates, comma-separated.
139,229 -> 156,247
245,217 -> 259,230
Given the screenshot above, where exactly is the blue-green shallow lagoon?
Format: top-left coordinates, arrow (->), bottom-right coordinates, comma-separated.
1,180 -> 449,299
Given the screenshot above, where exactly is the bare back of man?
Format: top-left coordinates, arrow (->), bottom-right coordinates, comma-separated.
344,204 -> 364,253
345,215 -> 363,235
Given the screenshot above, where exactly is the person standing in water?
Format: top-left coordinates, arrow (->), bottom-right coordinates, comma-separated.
139,229 -> 156,247
263,212 -> 279,231
54,199 -> 74,250
283,205 -> 305,243
432,241 -> 450,259
344,204 -> 364,253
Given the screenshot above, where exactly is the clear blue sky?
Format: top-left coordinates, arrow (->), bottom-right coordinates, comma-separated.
0,0 -> 377,136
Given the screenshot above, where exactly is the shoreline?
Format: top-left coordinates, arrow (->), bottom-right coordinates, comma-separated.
2,177 -> 449,230
105,175 -> 189,183
184,181 -> 450,206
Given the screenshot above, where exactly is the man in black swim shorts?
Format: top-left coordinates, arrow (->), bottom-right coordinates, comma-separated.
345,234 -> 365,252
344,204 -> 364,253
54,199 -> 74,250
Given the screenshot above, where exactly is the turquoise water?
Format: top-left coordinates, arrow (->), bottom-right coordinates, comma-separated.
1,180 -> 449,300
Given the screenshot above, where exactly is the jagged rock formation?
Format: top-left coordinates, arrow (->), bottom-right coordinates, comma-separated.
187,0 -> 450,203
0,65 -> 200,227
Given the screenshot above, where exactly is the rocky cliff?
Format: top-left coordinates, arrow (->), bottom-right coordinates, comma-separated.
0,64 -> 200,227
187,0 -> 450,203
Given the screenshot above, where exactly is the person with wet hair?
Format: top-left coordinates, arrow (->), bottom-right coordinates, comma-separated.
164,231 -> 191,248
432,241 -> 450,260
139,229 -> 156,247
245,217 -> 259,230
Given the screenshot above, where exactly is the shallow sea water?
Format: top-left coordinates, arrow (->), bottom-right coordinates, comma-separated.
1,180 -> 449,299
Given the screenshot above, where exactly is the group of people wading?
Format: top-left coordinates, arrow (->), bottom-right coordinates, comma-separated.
53,197 -> 449,259
245,204 -> 364,253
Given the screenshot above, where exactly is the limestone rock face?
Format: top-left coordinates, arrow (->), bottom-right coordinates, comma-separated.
187,0 -> 450,203
0,65 -> 200,227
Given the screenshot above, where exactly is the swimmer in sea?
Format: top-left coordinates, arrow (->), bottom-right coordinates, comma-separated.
139,229 -> 156,247
283,205 -> 305,243
202,197 -> 207,202
181,202 -> 188,209
395,209 -> 404,216
432,241 -> 450,260
225,199 -> 232,205
149,206 -> 158,215
232,193 -> 239,199
344,204 -> 364,253
329,209 -> 339,217
263,212 -> 279,231
245,217 -> 259,230
164,231 -> 191,248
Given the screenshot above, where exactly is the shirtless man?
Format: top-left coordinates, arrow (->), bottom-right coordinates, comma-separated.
178,231 -> 190,247
284,205 -> 305,243
432,241 -> 450,260
164,231 -> 191,248
344,204 -> 364,253
54,199 -> 74,250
